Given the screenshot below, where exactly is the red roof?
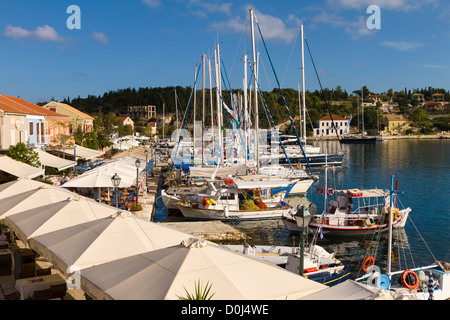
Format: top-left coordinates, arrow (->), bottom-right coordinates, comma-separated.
0,94 -> 68,118
318,115 -> 348,121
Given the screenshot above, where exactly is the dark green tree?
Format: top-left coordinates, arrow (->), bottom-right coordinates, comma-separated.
8,142 -> 41,167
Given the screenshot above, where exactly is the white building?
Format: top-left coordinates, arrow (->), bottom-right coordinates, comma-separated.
313,115 -> 350,137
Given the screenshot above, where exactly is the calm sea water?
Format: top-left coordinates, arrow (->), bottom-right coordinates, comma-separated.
156,139 -> 450,277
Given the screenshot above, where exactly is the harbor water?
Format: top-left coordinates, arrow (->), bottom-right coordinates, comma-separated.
156,139 -> 450,278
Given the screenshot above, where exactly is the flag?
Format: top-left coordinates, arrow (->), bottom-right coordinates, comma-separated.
319,225 -> 323,239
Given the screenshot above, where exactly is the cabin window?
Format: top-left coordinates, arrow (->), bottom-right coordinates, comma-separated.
220,192 -> 235,200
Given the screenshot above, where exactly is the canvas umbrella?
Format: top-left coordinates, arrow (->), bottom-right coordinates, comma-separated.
28,211 -> 194,277
0,178 -> 47,199
0,183 -> 77,224
4,195 -> 118,245
61,168 -> 137,189
78,238 -> 327,300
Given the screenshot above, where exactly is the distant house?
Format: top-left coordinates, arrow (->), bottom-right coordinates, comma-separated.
367,95 -> 381,103
43,101 -> 94,134
147,122 -> 157,135
412,93 -> 425,103
431,93 -> 444,102
423,101 -> 444,111
384,114 -> 410,135
116,116 -> 134,129
0,95 -> 71,149
313,115 -> 350,137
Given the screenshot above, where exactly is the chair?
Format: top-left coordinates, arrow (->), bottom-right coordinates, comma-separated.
50,283 -> 67,299
35,268 -> 52,276
32,288 -> 52,300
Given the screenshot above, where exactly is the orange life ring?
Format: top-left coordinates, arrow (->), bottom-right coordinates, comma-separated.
401,270 -> 419,289
327,188 -> 334,196
317,187 -> 324,194
362,256 -> 375,271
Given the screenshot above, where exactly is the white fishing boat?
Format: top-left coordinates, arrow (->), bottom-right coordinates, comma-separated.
174,177 -> 297,222
283,152 -> 410,235
284,188 -> 411,235
353,175 -> 450,300
219,242 -> 349,287
258,165 -> 317,196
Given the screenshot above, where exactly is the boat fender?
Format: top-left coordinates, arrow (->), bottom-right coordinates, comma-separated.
362,256 -> 375,272
317,187 -> 324,194
171,172 -> 176,179
223,205 -> 229,218
326,188 -> 334,196
304,267 -> 318,273
281,201 -> 286,206
401,270 -> 419,290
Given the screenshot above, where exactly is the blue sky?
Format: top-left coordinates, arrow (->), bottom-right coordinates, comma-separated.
1,0 -> 449,103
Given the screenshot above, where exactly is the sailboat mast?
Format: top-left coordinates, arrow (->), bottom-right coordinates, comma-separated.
301,24 -> 307,143
208,57 -> 214,156
202,53 -> 206,166
387,175 -> 394,278
361,87 -> 364,138
243,54 -> 249,165
250,8 -> 259,173
193,64 -> 198,157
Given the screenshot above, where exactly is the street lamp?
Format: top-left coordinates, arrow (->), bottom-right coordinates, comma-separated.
295,204 -> 312,277
111,173 -> 121,209
135,158 -> 141,205
144,149 -> 148,191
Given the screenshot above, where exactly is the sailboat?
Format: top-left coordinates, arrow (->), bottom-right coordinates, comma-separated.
340,87 -> 383,144
262,24 -> 345,166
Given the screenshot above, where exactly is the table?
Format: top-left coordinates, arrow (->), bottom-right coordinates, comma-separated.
15,274 -> 66,300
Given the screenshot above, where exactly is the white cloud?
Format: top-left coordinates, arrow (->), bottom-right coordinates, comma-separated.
210,7 -> 301,44
309,10 -> 375,39
381,41 -> 423,51
141,0 -> 162,8
423,64 -> 446,69
329,0 -> 438,11
91,31 -> 108,44
189,0 -> 233,15
3,24 -> 65,42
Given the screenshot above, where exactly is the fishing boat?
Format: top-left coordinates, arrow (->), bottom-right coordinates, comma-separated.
220,242 -> 349,287
353,176 -> 450,300
284,187 -> 410,235
174,177 -> 297,222
283,151 -> 410,235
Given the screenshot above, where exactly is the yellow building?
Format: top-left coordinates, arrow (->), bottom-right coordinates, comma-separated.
43,101 -> 94,134
384,114 -> 410,134
116,116 -> 134,129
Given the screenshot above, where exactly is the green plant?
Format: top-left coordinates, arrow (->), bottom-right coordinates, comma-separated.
177,280 -> 215,300
8,142 -> 41,167
129,203 -> 143,211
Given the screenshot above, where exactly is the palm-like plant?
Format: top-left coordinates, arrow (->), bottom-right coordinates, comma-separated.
177,280 -> 215,300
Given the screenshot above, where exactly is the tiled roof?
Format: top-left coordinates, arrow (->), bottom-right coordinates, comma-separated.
318,115 -> 348,121
45,101 -> 94,120
0,94 -> 68,118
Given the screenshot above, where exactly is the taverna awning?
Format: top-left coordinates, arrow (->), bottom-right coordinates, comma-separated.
35,149 -> 76,171
0,155 -> 44,179
50,144 -> 105,161
78,237 -> 327,300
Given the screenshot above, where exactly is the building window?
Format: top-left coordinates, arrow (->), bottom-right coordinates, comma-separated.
29,122 -> 34,135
